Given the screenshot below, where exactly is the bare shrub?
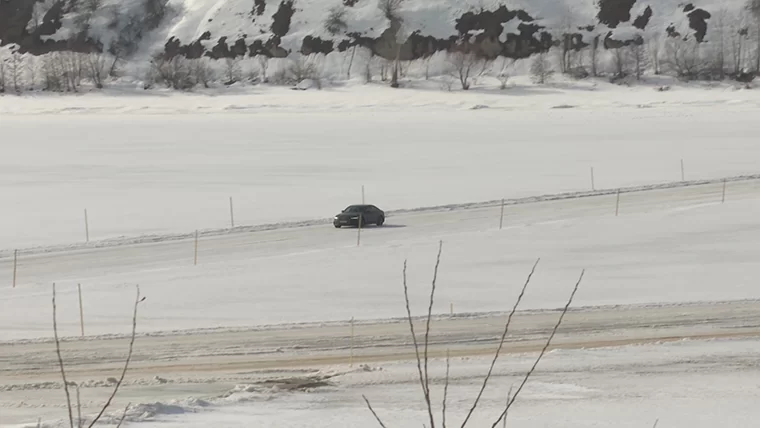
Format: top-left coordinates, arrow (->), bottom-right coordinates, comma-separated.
447,51 -> 482,90
151,55 -> 194,90
324,6 -> 348,35
363,246 -> 585,428
530,51 -> 554,84
289,55 -> 323,87
190,58 -> 215,88
663,37 -> 703,80
84,53 -> 108,89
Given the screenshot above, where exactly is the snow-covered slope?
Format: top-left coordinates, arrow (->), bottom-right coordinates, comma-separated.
0,0 -> 750,61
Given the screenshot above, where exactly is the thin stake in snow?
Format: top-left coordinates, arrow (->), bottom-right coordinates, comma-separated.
229,197 -> 235,228
615,189 -> 621,216
78,283 -> 85,337
450,302 -> 453,317
357,214 -> 362,247
681,159 -> 685,181
362,185 -> 365,204
722,179 -> 727,203
84,209 -> 90,243
499,198 -> 505,230
12,249 -> 17,288
194,230 -> 199,266
590,167 -> 595,191
350,317 -> 355,367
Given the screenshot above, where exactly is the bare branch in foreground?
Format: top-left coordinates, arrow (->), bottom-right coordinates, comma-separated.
76,384 -> 83,428
87,285 -> 143,428
423,240 -> 444,428
115,402 -> 131,428
490,270 -> 585,428
402,260 -> 431,417
363,395 -> 389,428
652,419 -> 659,428
460,258 -> 540,428
502,385 -> 513,428
53,283 -> 75,428
442,349 -> 451,428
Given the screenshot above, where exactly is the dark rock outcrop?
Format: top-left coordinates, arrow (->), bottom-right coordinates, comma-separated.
596,0 -> 637,28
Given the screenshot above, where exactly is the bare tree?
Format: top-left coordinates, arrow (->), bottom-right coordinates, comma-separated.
447,51 -> 481,90
709,8 -> 729,79
647,32 -> 662,75
628,41 -> 649,80
554,4 -> 577,74
0,53 -> 6,94
42,53 -> 64,92
589,35 -> 600,77
730,14 -> 750,74
747,0 -> 760,71
494,56 -> 515,89
85,53 -> 108,89
257,55 -> 269,83
53,284 -> 143,428
611,47 -> 628,79
362,246 -> 585,428
378,0 -> 405,88
10,52 -> 24,93
531,51 -> 554,84
224,58 -> 242,85
26,55 -> 38,90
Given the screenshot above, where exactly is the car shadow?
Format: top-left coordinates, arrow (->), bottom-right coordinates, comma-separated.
338,224 -> 406,230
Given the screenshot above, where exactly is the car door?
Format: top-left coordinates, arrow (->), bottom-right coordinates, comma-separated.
364,206 -> 377,223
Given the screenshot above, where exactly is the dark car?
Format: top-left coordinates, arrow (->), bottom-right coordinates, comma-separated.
333,204 -> 385,228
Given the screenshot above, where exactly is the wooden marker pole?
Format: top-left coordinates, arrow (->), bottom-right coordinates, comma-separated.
349,317 -> 355,367
590,167 -> 595,191
722,179 -> 727,204
12,249 -> 17,288
84,209 -> 90,243
78,283 -> 85,337
194,230 -> 199,266
499,198 -> 505,230
615,189 -> 621,216
361,185 -> 365,204
229,197 -> 235,228
680,159 -> 685,181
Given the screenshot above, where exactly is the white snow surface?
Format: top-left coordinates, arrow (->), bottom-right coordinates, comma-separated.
1,84 -> 760,342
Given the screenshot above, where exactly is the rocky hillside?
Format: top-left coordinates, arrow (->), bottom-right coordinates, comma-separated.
0,0 -> 750,62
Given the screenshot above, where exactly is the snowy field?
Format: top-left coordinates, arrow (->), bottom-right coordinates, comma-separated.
2,82 -> 760,251
2,85 -> 760,427
135,337 -> 760,428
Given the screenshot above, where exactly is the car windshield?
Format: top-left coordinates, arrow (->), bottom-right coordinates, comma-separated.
344,206 -> 364,213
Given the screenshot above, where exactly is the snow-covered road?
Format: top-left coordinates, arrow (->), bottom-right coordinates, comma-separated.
2,175 -> 760,341
3,299 -> 760,426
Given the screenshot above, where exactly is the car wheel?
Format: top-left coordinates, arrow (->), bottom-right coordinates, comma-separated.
334,224 -> 341,228
377,216 -> 385,226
